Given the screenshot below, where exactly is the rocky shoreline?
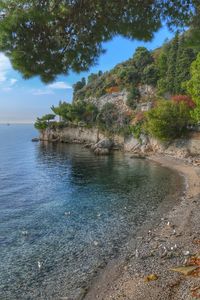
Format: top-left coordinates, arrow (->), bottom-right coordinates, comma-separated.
84,154 -> 200,300
39,126 -> 200,164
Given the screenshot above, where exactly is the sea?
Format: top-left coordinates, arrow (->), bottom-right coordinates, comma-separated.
0,124 -> 182,299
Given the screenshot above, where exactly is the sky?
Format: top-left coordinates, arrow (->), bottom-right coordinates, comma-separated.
0,26 -> 174,123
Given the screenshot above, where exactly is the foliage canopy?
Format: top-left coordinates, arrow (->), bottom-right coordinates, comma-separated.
186,53 -> 200,122
145,100 -> 192,141
0,0 -> 197,82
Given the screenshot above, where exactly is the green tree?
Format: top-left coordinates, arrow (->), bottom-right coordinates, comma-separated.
98,71 -> 103,77
186,53 -> 200,122
0,1 -> 195,82
176,36 -> 196,93
157,33 -> 196,95
126,86 -> 140,109
133,47 -> 154,72
141,64 -> 158,86
41,114 -> 55,123
87,73 -> 99,84
83,103 -> 99,124
34,118 -> 48,130
145,100 -> 192,141
156,44 -> 170,94
186,5 -> 200,50
51,102 -> 72,121
157,51 -> 168,78
34,114 -> 55,130
73,78 -> 86,93
166,33 -> 179,94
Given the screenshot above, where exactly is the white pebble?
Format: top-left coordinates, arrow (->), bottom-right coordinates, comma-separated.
135,249 -> 139,258
183,250 -> 190,256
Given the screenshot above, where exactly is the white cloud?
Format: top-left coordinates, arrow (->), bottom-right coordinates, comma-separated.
32,89 -> 54,96
0,53 -> 11,83
0,54 -> 18,92
48,81 -> 72,90
32,81 -> 72,96
10,78 -> 18,86
2,87 -> 12,92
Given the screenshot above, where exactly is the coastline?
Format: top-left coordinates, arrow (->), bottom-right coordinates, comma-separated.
84,154 -> 200,300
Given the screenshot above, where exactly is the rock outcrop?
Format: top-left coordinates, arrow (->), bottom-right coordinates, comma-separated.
40,125 -> 103,144
91,139 -> 113,155
40,126 -> 200,160
40,126 -> 122,155
84,90 -> 129,113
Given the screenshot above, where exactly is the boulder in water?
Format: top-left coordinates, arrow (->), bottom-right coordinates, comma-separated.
32,138 -> 39,142
95,138 -> 113,149
92,138 -> 113,155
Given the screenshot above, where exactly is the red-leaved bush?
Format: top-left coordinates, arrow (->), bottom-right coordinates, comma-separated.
106,86 -> 120,94
171,95 -> 195,109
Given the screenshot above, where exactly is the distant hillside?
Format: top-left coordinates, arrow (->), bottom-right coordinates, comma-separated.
73,33 -> 197,109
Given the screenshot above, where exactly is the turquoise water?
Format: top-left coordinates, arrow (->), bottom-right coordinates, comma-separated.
0,125 -> 181,299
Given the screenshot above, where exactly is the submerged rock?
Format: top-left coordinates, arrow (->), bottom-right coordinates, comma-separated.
94,148 -> 109,155
32,138 -> 39,142
130,154 -> 146,159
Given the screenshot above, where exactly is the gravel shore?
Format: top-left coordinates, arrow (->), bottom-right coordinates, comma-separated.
84,154 -> 200,300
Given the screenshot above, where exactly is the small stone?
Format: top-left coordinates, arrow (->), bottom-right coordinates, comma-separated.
135,249 -> 139,258
144,274 -> 158,282
38,261 -> 42,269
64,211 -> 71,216
183,250 -> 190,256
21,230 -> 28,236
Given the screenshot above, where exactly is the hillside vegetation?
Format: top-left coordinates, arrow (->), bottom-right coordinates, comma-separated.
35,33 -> 200,141
73,33 -> 196,101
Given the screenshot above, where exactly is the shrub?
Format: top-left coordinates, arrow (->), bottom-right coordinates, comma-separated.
126,86 -> 140,109
128,112 -> 146,141
106,86 -> 120,94
34,118 -> 48,130
51,100 -> 98,125
51,102 -> 72,121
34,114 -> 55,130
49,121 -> 66,130
145,100 -> 192,141
130,123 -> 143,140
171,95 -> 195,109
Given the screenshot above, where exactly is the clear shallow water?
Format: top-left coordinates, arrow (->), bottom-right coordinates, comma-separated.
0,124 -> 181,299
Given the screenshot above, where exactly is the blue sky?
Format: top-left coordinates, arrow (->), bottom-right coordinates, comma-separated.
0,26 -> 174,123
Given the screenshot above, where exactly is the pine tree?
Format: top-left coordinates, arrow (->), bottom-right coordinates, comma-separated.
186,53 -> 200,122
175,35 -> 196,93
0,1 -> 196,82
166,33 -> 179,94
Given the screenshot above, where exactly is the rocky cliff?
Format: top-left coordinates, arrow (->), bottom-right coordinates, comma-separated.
39,125 -> 200,164
81,84 -> 156,113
